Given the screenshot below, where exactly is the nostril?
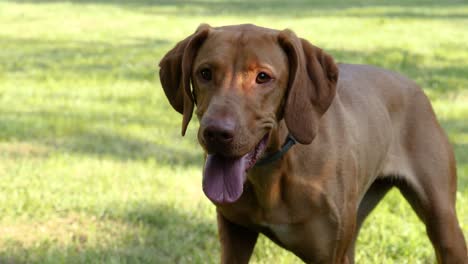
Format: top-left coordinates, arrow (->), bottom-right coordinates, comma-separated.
220,131 -> 233,141
204,129 -> 215,141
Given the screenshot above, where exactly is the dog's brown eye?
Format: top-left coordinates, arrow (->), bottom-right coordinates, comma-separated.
256,72 -> 271,84
200,68 -> 212,81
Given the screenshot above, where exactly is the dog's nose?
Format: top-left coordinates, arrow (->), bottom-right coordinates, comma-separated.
203,120 -> 235,145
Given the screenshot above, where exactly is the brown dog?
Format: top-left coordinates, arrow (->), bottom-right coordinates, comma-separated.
159,24 -> 467,263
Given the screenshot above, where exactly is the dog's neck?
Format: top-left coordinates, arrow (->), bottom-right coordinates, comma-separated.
255,134 -> 296,166
247,121 -> 293,208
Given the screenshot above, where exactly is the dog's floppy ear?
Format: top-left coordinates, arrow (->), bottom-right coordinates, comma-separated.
159,24 -> 211,136
278,29 -> 338,144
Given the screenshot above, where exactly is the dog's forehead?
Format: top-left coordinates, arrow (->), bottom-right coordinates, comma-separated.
209,24 -> 278,45
196,24 -> 284,65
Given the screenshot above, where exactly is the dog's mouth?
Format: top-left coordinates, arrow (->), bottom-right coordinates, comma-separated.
202,133 -> 269,204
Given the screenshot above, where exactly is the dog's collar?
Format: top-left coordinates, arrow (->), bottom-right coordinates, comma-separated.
255,134 -> 297,166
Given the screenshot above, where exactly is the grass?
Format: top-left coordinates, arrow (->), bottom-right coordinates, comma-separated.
0,0 -> 467,263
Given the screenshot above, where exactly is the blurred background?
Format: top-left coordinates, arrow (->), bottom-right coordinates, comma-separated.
0,0 -> 466,263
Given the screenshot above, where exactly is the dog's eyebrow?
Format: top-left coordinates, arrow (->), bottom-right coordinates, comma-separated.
194,60 -> 221,69
249,63 -> 277,76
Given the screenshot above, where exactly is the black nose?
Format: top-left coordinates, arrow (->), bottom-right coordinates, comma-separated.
203,120 -> 235,145
201,117 -> 236,147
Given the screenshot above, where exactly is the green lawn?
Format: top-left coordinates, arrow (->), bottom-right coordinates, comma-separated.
0,0 -> 467,263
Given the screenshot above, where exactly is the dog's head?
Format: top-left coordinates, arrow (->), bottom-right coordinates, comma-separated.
159,24 -> 338,204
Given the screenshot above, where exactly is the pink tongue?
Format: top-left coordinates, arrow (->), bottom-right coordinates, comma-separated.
202,154 -> 247,203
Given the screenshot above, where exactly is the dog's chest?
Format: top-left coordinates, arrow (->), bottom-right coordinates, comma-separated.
261,222 -> 296,245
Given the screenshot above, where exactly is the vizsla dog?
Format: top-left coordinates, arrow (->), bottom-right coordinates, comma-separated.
159,24 -> 467,263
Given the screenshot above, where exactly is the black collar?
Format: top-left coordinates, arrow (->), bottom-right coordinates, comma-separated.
255,134 -> 297,166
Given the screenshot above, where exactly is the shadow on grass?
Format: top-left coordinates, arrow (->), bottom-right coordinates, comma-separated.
8,0 -> 468,19
0,202 -> 218,263
329,47 -> 468,96
0,112 -> 201,166
57,131 -> 201,166
0,37 -> 170,82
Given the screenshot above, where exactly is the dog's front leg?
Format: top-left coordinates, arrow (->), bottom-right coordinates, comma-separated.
217,210 -> 258,264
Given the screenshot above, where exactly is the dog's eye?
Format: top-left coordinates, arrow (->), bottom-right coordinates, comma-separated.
200,68 -> 212,81
256,72 -> 272,84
